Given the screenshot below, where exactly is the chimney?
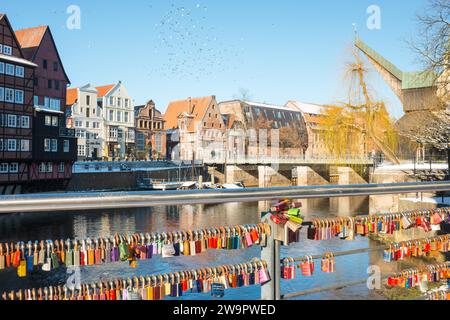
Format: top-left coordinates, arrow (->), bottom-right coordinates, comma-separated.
188,97 -> 192,114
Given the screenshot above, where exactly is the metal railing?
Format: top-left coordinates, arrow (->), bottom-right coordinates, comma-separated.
0,181 -> 448,300
203,155 -> 373,165
0,181 -> 449,213
72,160 -> 203,173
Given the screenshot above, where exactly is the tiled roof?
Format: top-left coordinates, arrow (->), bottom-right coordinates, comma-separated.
164,96 -> 214,131
15,25 -> 71,83
15,26 -> 47,48
287,101 -> 326,115
96,84 -> 115,98
226,114 -> 237,129
66,88 -> 78,105
244,101 -> 297,112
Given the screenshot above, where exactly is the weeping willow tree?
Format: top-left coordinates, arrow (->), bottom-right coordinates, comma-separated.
321,50 -> 400,164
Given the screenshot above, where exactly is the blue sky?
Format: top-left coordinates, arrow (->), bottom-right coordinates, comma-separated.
2,0 -> 429,118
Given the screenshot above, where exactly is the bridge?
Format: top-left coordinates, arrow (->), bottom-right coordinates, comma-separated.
203,156 -> 374,188
202,156 -> 373,166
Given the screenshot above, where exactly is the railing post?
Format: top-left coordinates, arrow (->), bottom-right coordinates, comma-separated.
261,218 -> 281,300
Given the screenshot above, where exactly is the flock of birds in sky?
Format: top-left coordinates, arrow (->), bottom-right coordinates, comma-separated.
147,2 -> 245,81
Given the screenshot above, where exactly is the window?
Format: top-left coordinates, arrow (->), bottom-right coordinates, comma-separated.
75,129 -> 84,138
33,78 -> 38,87
0,163 -> 8,173
51,139 -> 58,152
48,80 -> 52,89
117,111 -> 122,122
85,121 -> 90,128
45,115 -> 52,126
5,88 -> 14,102
86,95 -> 90,106
20,140 -> 30,152
46,163 -> 53,173
109,110 -> 114,121
44,97 -> 49,108
0,44 -> 2,54
7,163 -> 19,175
58,162 -> 65,173
109,97 -> 114,106
5,64 -> 14,75
55,80 -> 60,91
49,98 -> 60,111
0,138 -> 3,151
118,128 -> 124,139
7,114 -> 16,128
125,99 -> 129,108
34,96 -> 39,106
0,87 -> 4,101
15,66 -> 24,77
15,90 -> 24,104
43,59 -> 48,69
125,112 -> 129,123
77,145 -> 86,156
128,128 -> 135,141
9,163 -> 18,173
52,116 -> 58,127
20,116 -> 30,128
43,138 -> 50,151
7,139 -> 16,151
38,163 -> 46,173
63,140 -> 69,153
109,127 -> 118,138
0,62 -> 3,74
3,45 -> 12,56
53,62 -> 58,72
117,97 -> 121,107
86,108 -> 90,118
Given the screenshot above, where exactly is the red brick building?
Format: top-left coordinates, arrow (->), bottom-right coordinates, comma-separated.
134,100 -> 166,159
164,96 -> 226,161
15,25 -> 77,192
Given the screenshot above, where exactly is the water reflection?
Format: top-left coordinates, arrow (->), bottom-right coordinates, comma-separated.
0,195 -> 442,300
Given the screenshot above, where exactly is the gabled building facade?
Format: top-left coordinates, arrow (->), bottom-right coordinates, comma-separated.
97,82 -> 135,160
0,14 -> 36,193
66,84 -> 104,160
134,100 -> 166,160
285,101 -> 328,159
219,100 -> 309,159
66,81 -> 135,161
164,96 -> 225,161
15,24 -> 77,191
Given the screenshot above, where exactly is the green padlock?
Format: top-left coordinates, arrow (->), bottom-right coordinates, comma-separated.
287,208 -> 300,217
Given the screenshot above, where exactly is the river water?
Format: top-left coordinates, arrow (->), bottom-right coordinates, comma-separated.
0,196 -> 427,300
